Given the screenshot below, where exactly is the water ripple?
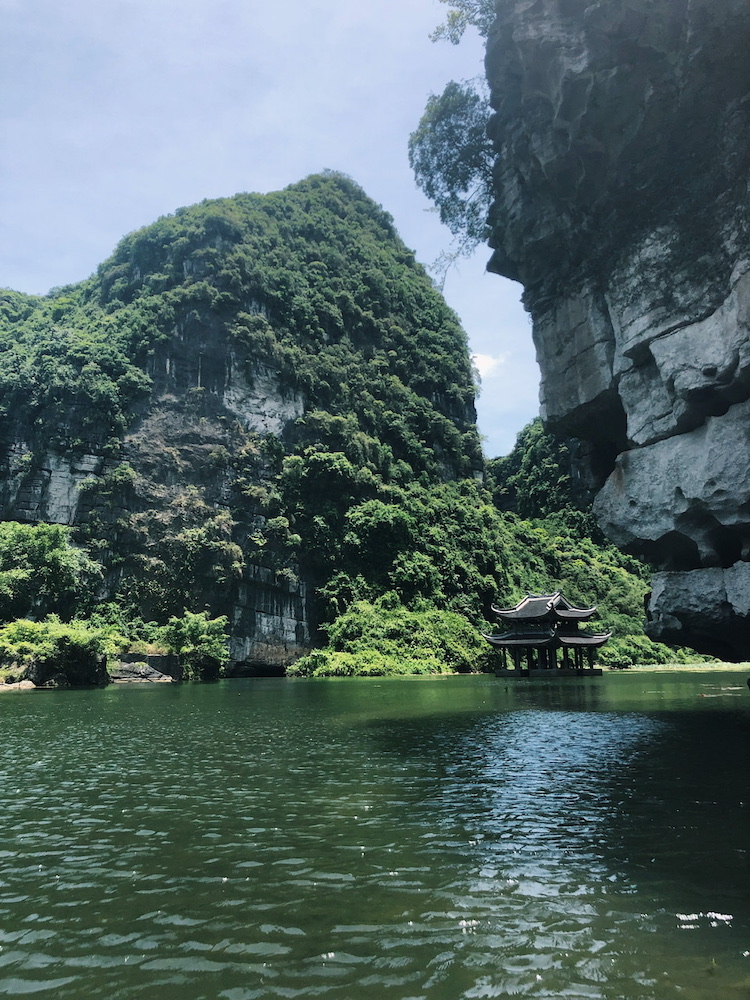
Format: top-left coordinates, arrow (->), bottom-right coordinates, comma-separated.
0,676 -> 747,998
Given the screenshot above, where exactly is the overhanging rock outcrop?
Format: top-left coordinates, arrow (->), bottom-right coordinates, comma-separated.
486,0 -> 750,657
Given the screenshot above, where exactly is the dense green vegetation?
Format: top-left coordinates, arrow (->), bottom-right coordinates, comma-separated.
1,173 -> 479,472
292,418 -> 697,676
0,287 -> 152,456
0,520 -> 229,685
0,174 -> 483,677
0,174 -> 698,681
0,521 -> 101,622
289,594 -> 491,678
100,171 -> 480,476
0,616 -> 113,687
0,597 -> 229,687
1,174 -> 483,633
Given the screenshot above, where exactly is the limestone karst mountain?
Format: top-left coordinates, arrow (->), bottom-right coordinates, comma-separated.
486,0 -> 750,659
0,170 -> 694,676
0,173 -> 481,670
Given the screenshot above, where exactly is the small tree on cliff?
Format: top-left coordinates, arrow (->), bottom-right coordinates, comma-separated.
409,2 -> 495,272
408,79 -> 493,257
430,0 -> 497,44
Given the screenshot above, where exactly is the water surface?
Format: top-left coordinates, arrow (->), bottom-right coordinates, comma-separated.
0,670 -> 748,999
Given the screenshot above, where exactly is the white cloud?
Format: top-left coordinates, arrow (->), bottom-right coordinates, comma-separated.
472,352 -> 507,379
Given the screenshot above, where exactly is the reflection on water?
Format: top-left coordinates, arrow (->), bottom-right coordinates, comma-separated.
0,672 -> 747,999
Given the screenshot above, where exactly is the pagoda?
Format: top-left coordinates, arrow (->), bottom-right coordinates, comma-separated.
483,592 -> 610,677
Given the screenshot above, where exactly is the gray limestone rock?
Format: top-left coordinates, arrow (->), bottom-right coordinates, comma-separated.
23,652 -> 108,688
486,0 -> 750,658
593,398 -> 750,569
109,662 -> 176,683
647,564 -> 750,660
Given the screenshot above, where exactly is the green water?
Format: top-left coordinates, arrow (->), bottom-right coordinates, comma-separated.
0,671 -> 748,999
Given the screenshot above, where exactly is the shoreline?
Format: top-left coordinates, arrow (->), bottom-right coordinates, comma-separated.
1,662 -> 748,690
0,679 -> 36,692
610,662 -> 750,673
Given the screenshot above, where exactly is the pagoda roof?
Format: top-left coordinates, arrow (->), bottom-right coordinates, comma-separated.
557,631 -> 612,648
491,592 -> 597,622
482,628 -> 611,649
482,628 -> 556,648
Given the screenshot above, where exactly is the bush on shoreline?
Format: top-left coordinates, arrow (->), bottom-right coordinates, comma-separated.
0,616 -> 115,686
0,608 -> 231,686
289,593 -> 493,677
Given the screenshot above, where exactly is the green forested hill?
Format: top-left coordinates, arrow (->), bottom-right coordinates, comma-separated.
292,419 -> 697,675
0,172 -> 480,475
0,174 -> 693,679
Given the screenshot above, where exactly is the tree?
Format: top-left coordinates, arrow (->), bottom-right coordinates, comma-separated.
430,0 -> 497,44
408,80 -> 494,259
409,1 -> 497,270
162,610 -> 229,681
0,521 -> 102,622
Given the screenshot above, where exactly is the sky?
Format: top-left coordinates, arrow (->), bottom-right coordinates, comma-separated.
0,0 -> 539,457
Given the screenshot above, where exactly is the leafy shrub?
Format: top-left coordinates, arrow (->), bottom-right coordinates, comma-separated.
0,616 -> 113,686
159,610 -> 230,681
0,521 -> 102,622
289,594 -> 492,677
597,635 -> 700,668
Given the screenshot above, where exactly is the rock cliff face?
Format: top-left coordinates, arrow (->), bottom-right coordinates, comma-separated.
0,174 -> 481,669
486,0 -> 750,658
0,326 -> 309,672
